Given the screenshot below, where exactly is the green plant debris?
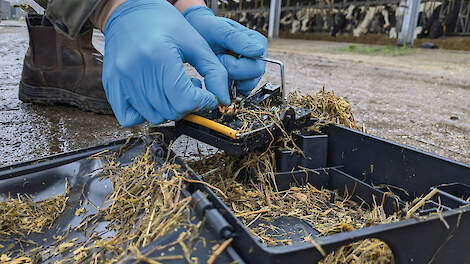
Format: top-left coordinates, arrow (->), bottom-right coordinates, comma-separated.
338,44 -> 414,56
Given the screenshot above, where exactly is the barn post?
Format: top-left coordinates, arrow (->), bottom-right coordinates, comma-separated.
397,0 -> 421,45
209,0 -> 219,15
268,0 -> 282,38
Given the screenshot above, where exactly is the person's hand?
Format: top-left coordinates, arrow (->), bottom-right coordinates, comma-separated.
183,6 -> 267,96
102,0 -> 230,127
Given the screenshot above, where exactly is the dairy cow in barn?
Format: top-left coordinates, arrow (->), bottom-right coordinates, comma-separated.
331,5 -> 365,36
419,3 -> 444,38
292,8 -> 314,33
330,5 -> 370,36
352,7 -> 377,36
369,6 -> 394,34
416,0 -> 460,39
301,9 -> 316,32
350,5 -> 396,36
225,11 -> 242,22
324,10 -> 335,32
306,10 -> 325,32
385,5 -> 397,33
291,10 -> 303,33
221,0 -> 242,11
221,1 -> 399,38
252,11 -> 269,32
348,6 -> 367,30
331,11 -> 347,36
414,3 -> 433,38
238,11 -> 252,27
279,10 -> 295,32
369,8 -> 386,33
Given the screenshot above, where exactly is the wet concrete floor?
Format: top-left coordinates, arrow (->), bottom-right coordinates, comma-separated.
0,21 -> 469,166
0,22 -> 136,166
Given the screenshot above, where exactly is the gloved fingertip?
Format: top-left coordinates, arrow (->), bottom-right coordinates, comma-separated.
240,44 -> 265,57
236,77 -> 262,96
218,54 -> 265,80
217,91 -> 231,105
117,111 -> 145,127
203,69 -> 231,106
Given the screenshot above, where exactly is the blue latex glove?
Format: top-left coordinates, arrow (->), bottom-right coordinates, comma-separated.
183,6 -> 267,96
102,0 -> 230,127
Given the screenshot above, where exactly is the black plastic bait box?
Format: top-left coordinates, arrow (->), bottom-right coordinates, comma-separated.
0,125 -> 469,263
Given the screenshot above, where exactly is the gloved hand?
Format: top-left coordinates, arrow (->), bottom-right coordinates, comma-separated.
183,6 -> 267,96
102,0 -> 230,127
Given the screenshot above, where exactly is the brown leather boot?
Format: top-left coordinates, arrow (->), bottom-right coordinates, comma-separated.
19,14 -> 112,114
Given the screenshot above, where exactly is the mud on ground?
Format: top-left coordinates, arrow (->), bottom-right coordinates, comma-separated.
0,21 -> 468,166
266,39 -> 470,164
280,32 -> 470,51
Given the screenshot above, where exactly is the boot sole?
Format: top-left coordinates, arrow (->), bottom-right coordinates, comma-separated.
19,81 -> 113,115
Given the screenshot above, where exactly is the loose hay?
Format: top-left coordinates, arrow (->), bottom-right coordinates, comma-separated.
0,183 -> 69,236
319,238 -> 395,264
192,158 -> 399,242
213,86 -> 364,135
188,89 -> 396,263
70,146 -> 205,263
287,88 -> 363,132
1,145 -> 203,263
213,98 -> 285,135
1,88 -> 397,263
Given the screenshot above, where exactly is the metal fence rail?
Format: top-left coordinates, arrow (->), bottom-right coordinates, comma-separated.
456,0 -> 470,33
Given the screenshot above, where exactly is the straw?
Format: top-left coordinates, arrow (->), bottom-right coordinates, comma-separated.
0,181 -> 69,236
187,89 -> 397,263
2,89 -> 395,263
1,143 -> 202,263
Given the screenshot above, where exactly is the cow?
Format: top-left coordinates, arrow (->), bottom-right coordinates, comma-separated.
418,3 -> 443,38
322,9 -> 334,32
331,11 -> 347,37
252,11 -> 268,32
369,9 -> 384,33
385,5 -> 397,31
353,7 -> 378,36
238,11 -> 256,28
279,10 -> 293,32
220,2 -> 402,38
296,8 -> 314,33
417,0 -> 460,39
351,6 -> 367,29
306,10 -> 325,32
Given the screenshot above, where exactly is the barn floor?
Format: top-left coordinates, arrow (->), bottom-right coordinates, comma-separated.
0,21 -> 469,166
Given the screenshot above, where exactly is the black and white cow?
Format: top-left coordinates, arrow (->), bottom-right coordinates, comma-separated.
306,10 -> 325,32
416,0 -> 460,39
331,12 -> 347,36
220,0 -> 458,39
